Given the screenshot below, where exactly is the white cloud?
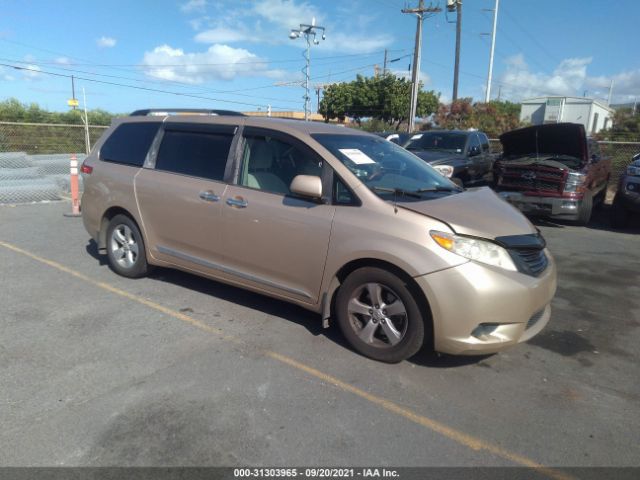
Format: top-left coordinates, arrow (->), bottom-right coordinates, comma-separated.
322,32 -> 393,54
0,66 -> 15,81
253,0 -> 322,29
586,69 -> 640,104
391,69 -> 431,86
194,27 -> 252,44
141,44 -> 284,83
497,54 -> 640,104
181,0 -> 206,13
97,36 -> 117,48
55,57 -> 71,65
22,64 -> 42,80
498,54 -> 592,99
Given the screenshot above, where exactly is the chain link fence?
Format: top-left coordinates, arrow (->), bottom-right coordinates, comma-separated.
0,122 -> 104,203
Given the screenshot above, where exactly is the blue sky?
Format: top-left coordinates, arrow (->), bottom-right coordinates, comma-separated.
0,0 -> 638,114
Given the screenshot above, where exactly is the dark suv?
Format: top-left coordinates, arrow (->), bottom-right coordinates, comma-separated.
403,130 -> 494,187
611,153 -> 640,228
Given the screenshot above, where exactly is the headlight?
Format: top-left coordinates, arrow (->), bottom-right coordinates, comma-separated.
433,165 -> 454,178
564,172 -> 587,193
430,230 -> 517,271
627,165 -> 640,176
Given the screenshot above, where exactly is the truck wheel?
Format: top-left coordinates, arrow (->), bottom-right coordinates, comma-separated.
610,195 -> 629,228
575,193 -> 593,226
335,267 -> 425,363
106,214 -> 150,278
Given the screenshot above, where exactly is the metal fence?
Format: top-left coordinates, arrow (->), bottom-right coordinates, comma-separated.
0,121 -> 108,155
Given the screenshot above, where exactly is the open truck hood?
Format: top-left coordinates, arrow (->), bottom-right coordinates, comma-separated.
399,187 -> 536,239
499,123 -> 587,161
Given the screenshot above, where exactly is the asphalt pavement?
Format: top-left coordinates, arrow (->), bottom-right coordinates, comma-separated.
0,201 -> 638,471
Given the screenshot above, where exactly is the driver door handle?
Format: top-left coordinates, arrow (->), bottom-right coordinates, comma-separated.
226,197 -> 248,208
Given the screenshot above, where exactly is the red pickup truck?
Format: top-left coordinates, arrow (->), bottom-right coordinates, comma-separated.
493,123 -> 611,225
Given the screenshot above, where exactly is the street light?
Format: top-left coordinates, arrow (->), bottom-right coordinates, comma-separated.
289,18 -> 326,121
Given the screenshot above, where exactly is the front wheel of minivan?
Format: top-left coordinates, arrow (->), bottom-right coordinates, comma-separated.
106,214 -> 150,278
336,267 -> 425,363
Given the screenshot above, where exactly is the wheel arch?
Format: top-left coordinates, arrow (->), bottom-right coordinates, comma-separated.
98,206 -> 143,252
323,258 -> 434,347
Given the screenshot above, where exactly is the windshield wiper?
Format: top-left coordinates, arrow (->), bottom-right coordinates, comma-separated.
415,186 -> 461,193
370,186 -> 423,198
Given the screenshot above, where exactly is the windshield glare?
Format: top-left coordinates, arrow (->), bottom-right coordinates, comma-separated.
404,132 -> 467,152
312,133 -> 460,200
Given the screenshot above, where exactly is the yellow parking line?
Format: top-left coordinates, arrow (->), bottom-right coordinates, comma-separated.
0,240 -> 572,480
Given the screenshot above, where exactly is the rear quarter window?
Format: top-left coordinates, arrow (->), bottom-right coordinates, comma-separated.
100,122 -> 161,167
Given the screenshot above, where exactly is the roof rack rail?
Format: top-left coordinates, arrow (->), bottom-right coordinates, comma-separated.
130,108 -> 246,117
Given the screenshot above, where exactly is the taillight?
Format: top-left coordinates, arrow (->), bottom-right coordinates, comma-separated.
80,161 -> 93,174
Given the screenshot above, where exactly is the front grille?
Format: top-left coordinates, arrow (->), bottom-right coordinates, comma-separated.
526,309 -> 545,330
501,177 -> 562,192
497,165 -> 566,193
509,247 -> 549,276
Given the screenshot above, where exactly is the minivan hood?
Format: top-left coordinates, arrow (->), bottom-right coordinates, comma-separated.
399,187 -> 536,238
499,123 -> 587,161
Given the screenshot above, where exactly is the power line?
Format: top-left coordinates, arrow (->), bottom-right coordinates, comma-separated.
0,62 -> 294,110
0,57 -> 302,105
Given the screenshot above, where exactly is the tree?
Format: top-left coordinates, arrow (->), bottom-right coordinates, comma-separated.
0,98 -> 117,125
319,74 -> 439,130
599,107 -> 640,141
435,99 -> 521,137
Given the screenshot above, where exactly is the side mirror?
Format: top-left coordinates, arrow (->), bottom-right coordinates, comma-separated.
469,145 -> 481,157
290,175 -> 322,200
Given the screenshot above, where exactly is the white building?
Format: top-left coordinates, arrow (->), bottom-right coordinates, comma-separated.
519,96 -> 615,135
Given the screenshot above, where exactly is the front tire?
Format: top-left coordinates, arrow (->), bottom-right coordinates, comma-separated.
106,214 -> 150,278
575,193 -> 593,226
335,267 -> 426,363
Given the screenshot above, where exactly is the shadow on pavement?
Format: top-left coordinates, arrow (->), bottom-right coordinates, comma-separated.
85,239 -> 489,369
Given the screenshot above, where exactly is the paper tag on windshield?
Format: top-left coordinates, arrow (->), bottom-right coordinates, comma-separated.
411,134 -> 423,140
339,148 -> 376,165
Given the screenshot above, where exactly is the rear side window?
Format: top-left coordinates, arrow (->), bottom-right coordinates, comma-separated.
155,130 -> 234,181
479,133 -> 490,152
100,122 -> 160,167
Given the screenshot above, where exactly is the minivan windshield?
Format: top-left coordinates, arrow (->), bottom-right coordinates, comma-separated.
404,131 -> 467,153
312,133 -> 462,201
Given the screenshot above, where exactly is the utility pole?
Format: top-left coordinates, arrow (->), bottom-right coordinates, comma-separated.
71,75 -> 76,110
289,18 -> 326,121
449,0 -> 462,102
484,0 -> 499,103
607,79 -> 614,106
383,49 -> 388,76
402,0 -> 441,133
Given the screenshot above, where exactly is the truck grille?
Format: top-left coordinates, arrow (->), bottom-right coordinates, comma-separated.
509,247 -> 549,277
496,165 -> 566,193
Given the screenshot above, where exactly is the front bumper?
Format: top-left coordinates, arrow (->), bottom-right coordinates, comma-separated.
497,191 -> 583,220
415,253 -> 557,355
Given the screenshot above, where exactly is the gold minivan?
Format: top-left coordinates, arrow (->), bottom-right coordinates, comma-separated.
81,111 -> 557,363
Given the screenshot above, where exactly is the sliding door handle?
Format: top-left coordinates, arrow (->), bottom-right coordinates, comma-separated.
199,191 -> 220,202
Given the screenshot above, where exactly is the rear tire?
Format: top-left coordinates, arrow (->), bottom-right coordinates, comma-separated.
610,195 -> 629,229
575,193 -> 593,226
335,267 -> 426,363
105,214 -> 150,278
